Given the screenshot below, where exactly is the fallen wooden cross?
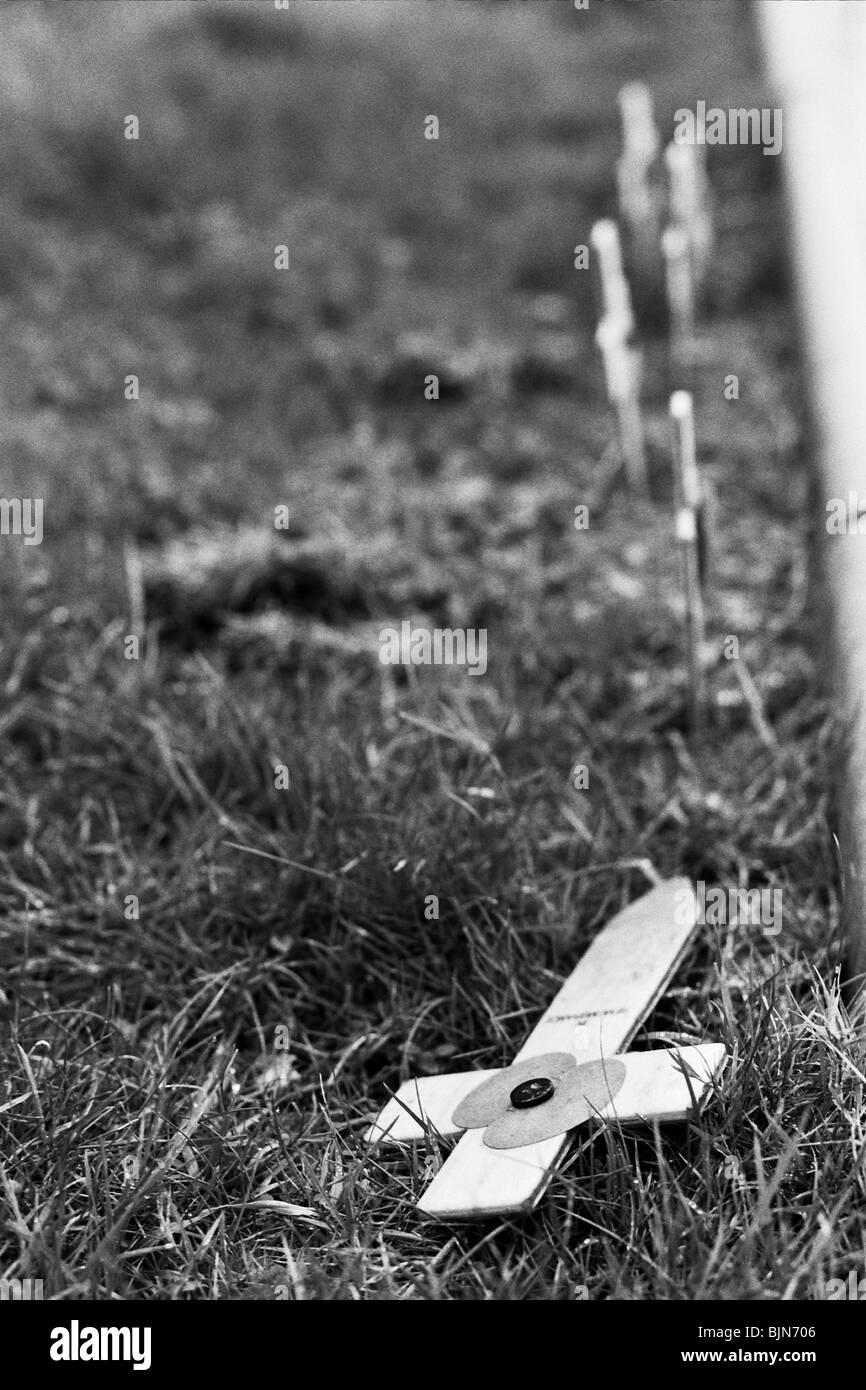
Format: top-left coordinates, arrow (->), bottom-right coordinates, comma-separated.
366,878 -> 726,1220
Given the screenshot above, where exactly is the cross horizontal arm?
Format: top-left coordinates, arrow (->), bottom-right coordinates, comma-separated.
367,1042 -> 726,1153
415,1043 -> 726,1220
365,1069 -> 502,1146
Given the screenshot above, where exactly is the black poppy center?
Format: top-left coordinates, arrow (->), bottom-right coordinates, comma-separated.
509,1076 -> 556,1109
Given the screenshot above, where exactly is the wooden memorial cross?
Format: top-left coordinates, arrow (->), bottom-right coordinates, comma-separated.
365,878 -> 725,1220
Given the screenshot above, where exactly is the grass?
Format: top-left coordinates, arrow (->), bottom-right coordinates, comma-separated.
0,0 -> 860,1301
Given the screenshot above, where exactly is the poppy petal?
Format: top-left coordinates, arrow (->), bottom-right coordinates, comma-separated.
482,1057 -> 628,1149
451,1052 -> 577,1130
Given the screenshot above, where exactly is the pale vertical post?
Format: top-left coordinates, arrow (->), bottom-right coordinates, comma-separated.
590,219 -> 634,330
590,220 -> 646,495
617,83 -> 661,276
662,225 -> 695,367
670,391 -> 706,732
665,140 -> 713,287
757,0 -> 866,988
596,314 -> 648,496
